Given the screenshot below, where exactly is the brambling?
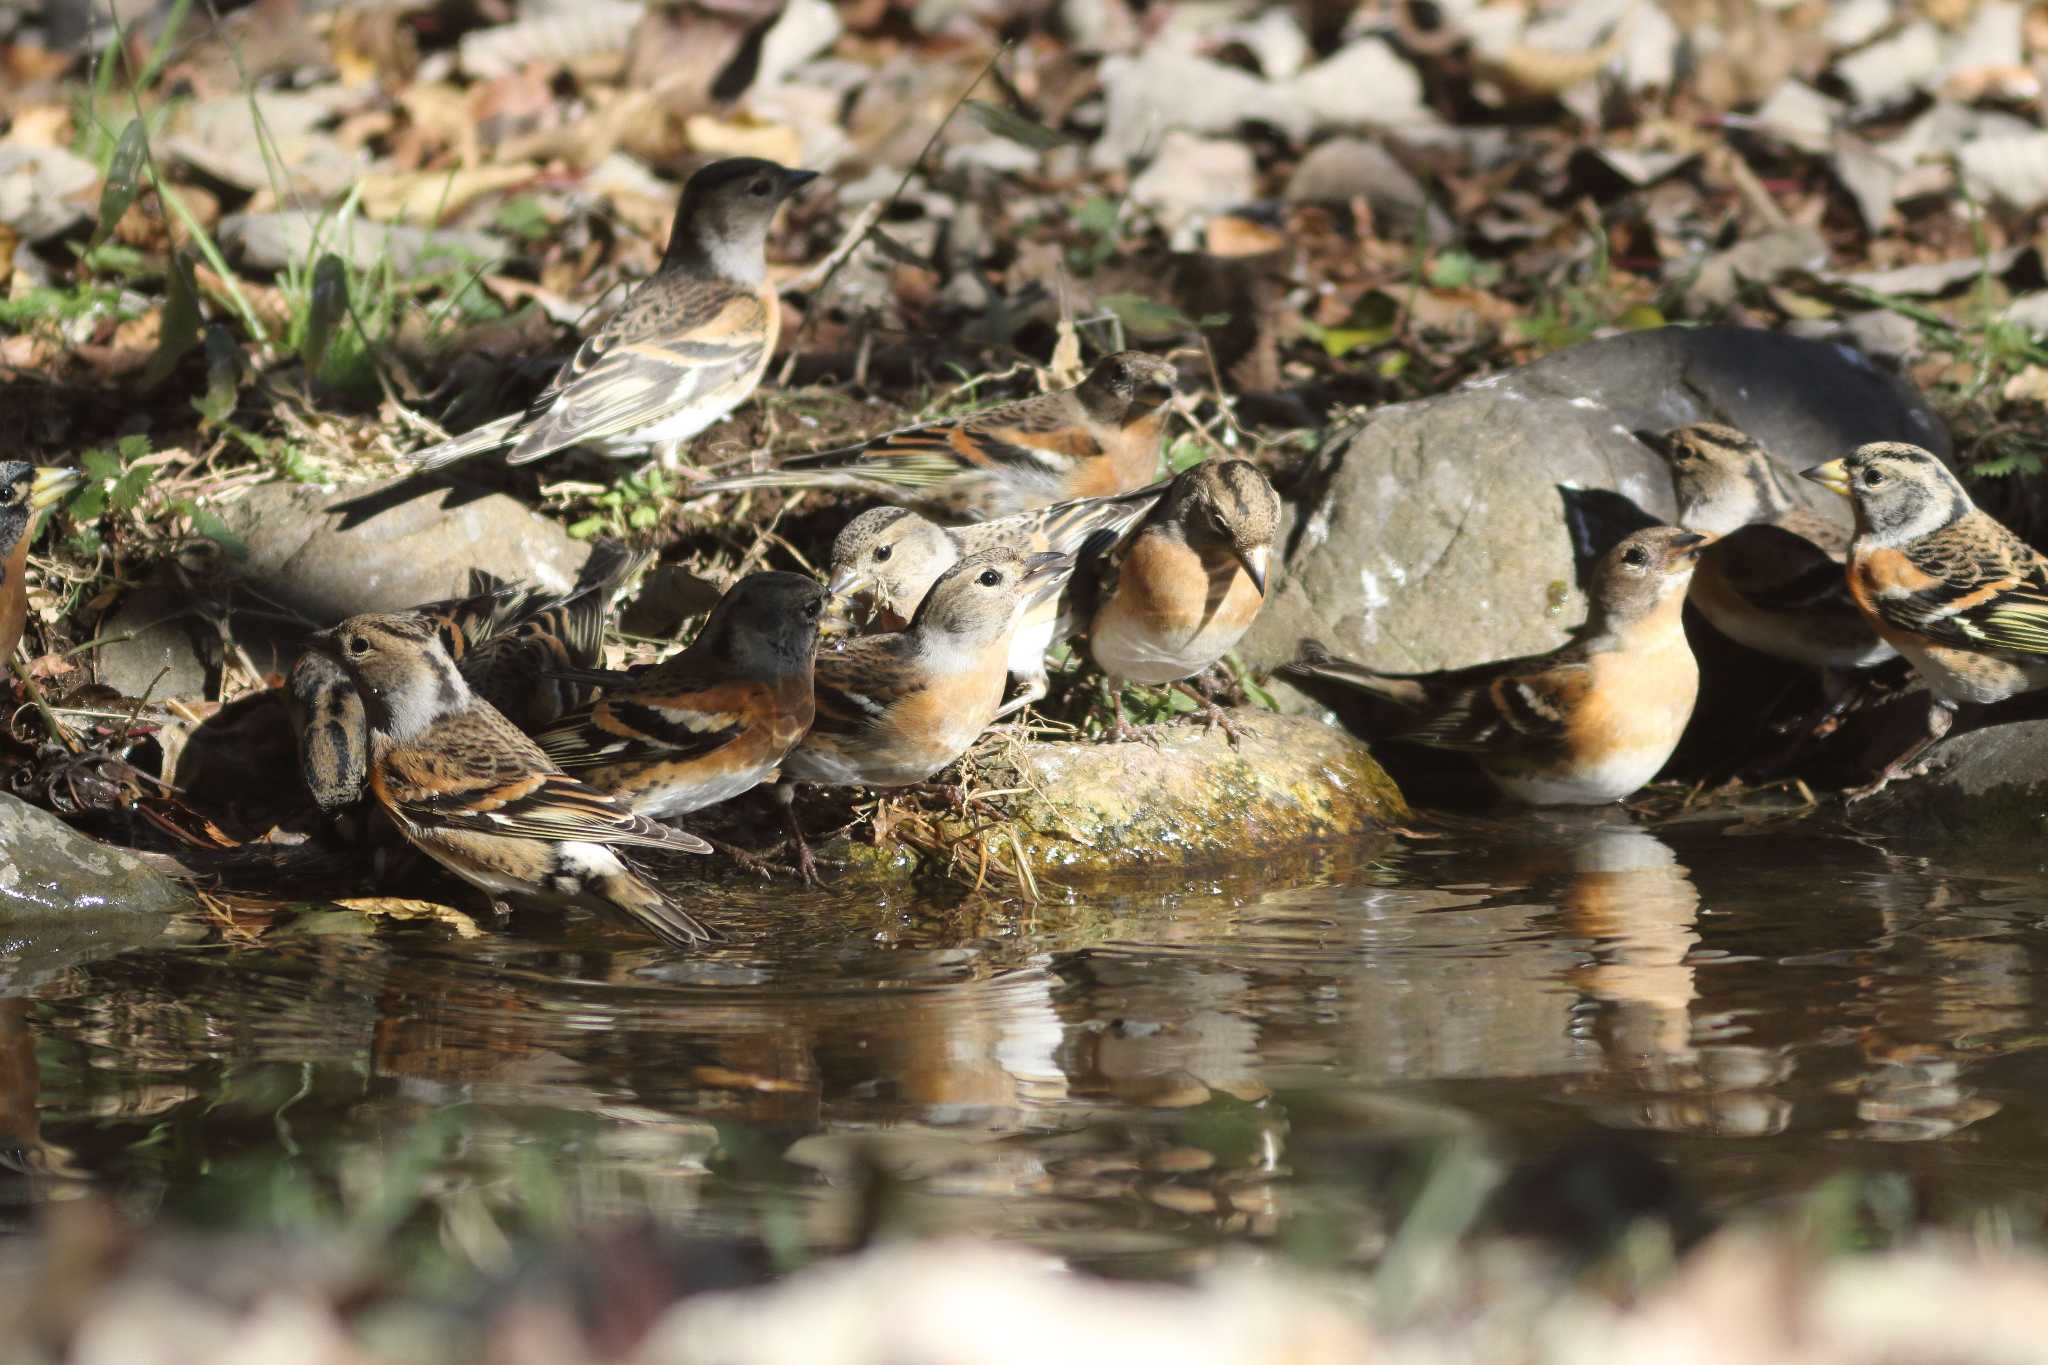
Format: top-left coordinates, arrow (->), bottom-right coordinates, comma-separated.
1085,459 -> 1279,734
1285,527 -> 1708,806
1805,442 -> 2048,795
693,352 -> 1179,520
0,464 -> 82,666
425,539 -> 649,733
825,479 -> 1168,715
314,612 -> 715,947
1643,423 -> 1894,674
778,548 -> 1074,878
408,157 -> 817,473
533,572 -> 825,818
285,541 -> 645,813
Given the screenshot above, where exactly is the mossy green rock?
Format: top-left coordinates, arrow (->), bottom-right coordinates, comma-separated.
842,710 -> 1405,879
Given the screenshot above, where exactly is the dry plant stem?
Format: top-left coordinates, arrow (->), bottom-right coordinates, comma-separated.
9,655 -> 80,753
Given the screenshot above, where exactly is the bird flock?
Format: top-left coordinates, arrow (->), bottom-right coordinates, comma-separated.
2,156 -> 2036,949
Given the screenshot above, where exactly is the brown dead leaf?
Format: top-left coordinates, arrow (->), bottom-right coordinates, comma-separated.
683,115 -> 804,167
689,1065 -> 807,1093
360,163 -> 539,225
333,898 -> 485,937
1204,214 -> 1288,258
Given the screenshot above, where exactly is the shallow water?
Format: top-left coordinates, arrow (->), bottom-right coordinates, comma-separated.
7,807 -> 2048,1278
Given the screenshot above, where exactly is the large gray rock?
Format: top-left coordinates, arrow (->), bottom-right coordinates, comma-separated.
0,794 -> 197,992
221,478 -> 596,625
1245,326 -> 1948,679
1857,714 -> 2048,840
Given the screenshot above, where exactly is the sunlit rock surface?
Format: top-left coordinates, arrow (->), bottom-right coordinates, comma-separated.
1245,325 -> 1949,684
839,710 -> 1405,879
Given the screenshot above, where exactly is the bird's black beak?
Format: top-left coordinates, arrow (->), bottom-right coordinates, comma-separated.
780,168 -> 821,198
1671,531 -> 1708,560
1633,429 -> 1675,461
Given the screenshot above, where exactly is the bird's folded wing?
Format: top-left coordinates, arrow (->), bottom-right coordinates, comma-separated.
1036,480 -> 1170,556
505,285 -> 770,465
537,683 -> 754,770
1717,525 -> 1855,614
1884,533 -> 2048,658
383,745 -> 706,852
1399,661 -> 1589,752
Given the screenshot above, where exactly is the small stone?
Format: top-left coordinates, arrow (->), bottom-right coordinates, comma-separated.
1285,137 -> 1450,240
92,582 -> 215,702
218,212 -> 508,276
1289,38 -> 1427,129
0,144 -> 96,241
1144,1185 -> 1218,1215
1128,132 -> 1256,233
1144,1147 -> 1216,1174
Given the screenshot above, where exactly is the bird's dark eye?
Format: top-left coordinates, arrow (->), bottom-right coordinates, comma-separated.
803,598 -> 822,620
874,545 -> 892,562
750,178 -> 772,197
978,569 -> 1003,587
348,636 -> 370,656
1622,545 -> 1649,569
0,485 -> 14,506
1863,468 -> 1886,486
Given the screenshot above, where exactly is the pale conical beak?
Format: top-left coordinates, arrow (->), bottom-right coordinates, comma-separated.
1671,531 -> 1709,562
1802,460 -> 1852,497
29,466 -> 84,513
826,565 -> 865,600
1236,544 -> 1270,596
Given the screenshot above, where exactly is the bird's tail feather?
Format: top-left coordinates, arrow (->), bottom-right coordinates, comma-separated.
690,468 -> 894,499
408,415 -> 520,471
603,864 -> 718,947
1282,639 -> 1427,708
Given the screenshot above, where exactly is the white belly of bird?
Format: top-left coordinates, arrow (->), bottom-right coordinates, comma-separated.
1007,609 -> 1059,682
588,400 -> 732,457
1092,613 -> 1237,685
1489,749 -> 1676,807
635,765 -> 769,820
1897,638 -> 2048,707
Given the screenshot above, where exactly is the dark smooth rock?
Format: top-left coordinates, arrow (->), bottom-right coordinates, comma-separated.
1246,326 -> 1949,683
0,794 -> 197,993
1856,706 -> 2048,840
